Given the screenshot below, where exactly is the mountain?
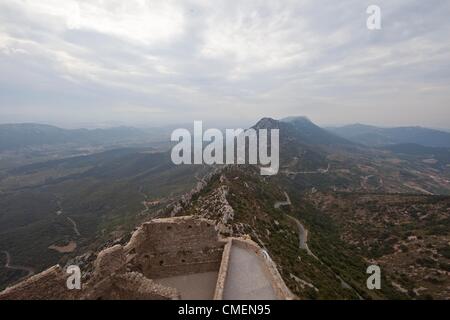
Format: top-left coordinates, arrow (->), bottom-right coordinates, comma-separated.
327,124 -> 450,148
0,124 -> 73,150
168,163 -> 450,299
218,117 -> 450,299
1,117 -> 449,299
281,116 -> 355,147
253,117 -> 450,195
0,123 -> 168,151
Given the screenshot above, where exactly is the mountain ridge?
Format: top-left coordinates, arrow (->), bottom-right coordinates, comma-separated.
328,123 -> 450,148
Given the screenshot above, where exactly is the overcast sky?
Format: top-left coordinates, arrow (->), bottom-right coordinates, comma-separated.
0,0 -> 449,128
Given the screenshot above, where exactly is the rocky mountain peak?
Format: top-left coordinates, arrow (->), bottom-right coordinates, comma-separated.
253,117 -> 281,130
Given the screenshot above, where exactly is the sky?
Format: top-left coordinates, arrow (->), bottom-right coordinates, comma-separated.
0,0 -> 449,129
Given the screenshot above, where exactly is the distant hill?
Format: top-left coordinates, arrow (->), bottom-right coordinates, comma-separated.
280,116 -> 355,147
0,123 -> 166,151
250,116 -> 450,195
252,116 -> 355,148
250,117 -> 360,174
327,124 -> 450,148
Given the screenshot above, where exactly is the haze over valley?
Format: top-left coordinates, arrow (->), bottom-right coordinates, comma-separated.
1,0 -> 450,301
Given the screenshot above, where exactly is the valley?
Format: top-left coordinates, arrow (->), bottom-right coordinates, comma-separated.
0,147 -> 208,291
0,118 -> 449,299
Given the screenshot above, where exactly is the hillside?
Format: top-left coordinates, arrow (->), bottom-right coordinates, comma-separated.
165,117 -> 450,299
0,148 -> 209,290
172,165 -> 424,299
281,116 -> 356,147
253,118 -> 450,195
1,117 -> 449,299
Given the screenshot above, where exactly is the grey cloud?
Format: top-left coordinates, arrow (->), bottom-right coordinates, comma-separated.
0,0 -> 449,128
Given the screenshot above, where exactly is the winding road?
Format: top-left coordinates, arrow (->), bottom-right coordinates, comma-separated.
274,192 -> 363,299
55,198 -> 81,236
283,164 -> 331,177
285,215 -> 319,260
66,217 -> 81,237
1,250 -> 34,278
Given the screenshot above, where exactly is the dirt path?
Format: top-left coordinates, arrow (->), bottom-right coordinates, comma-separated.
66,217 -> 81,236
55,198 -> 80,237
140,201 -> 150,215
1,250 -> 34,278
283,164 -> 330,177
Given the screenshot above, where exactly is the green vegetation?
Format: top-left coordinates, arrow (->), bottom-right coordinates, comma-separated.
0,148 -> 205,290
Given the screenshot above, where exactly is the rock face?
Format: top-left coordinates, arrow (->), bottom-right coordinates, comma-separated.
0,216 -> 292,300
169,167 -> 222,217
189,183 -> 235,236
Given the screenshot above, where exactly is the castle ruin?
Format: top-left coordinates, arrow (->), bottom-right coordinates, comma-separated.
0,216 -> 293,300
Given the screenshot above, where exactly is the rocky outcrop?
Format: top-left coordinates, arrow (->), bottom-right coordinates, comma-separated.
189,183 -> 235,236
169,167 -> 223,217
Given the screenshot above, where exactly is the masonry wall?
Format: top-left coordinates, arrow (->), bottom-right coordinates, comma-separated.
0,217 -> 293,300
125,216 -> 227,279
0,266 -> 80,300
85,272 -> 180,300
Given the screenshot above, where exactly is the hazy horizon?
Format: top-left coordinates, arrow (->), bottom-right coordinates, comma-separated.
1,1 -> 450,129
1,116 -> 450,132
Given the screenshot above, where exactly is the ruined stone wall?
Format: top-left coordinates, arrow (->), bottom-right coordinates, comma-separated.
125,216 -> 227,279
0,217 -> 293,300
213,239 -> 232,300
0,266 -> 80,300
85,272 -> 179,300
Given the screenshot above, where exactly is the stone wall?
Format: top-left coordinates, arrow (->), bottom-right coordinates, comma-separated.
85,272 -> 179,300
125,216 -> 227,279
213,239 -> 232,300
0,216 -> 293,300
0,265 -> 80,300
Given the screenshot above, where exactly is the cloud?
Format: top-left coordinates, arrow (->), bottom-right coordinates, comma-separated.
0,0 -> 449,128
199,1 -> 309,79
